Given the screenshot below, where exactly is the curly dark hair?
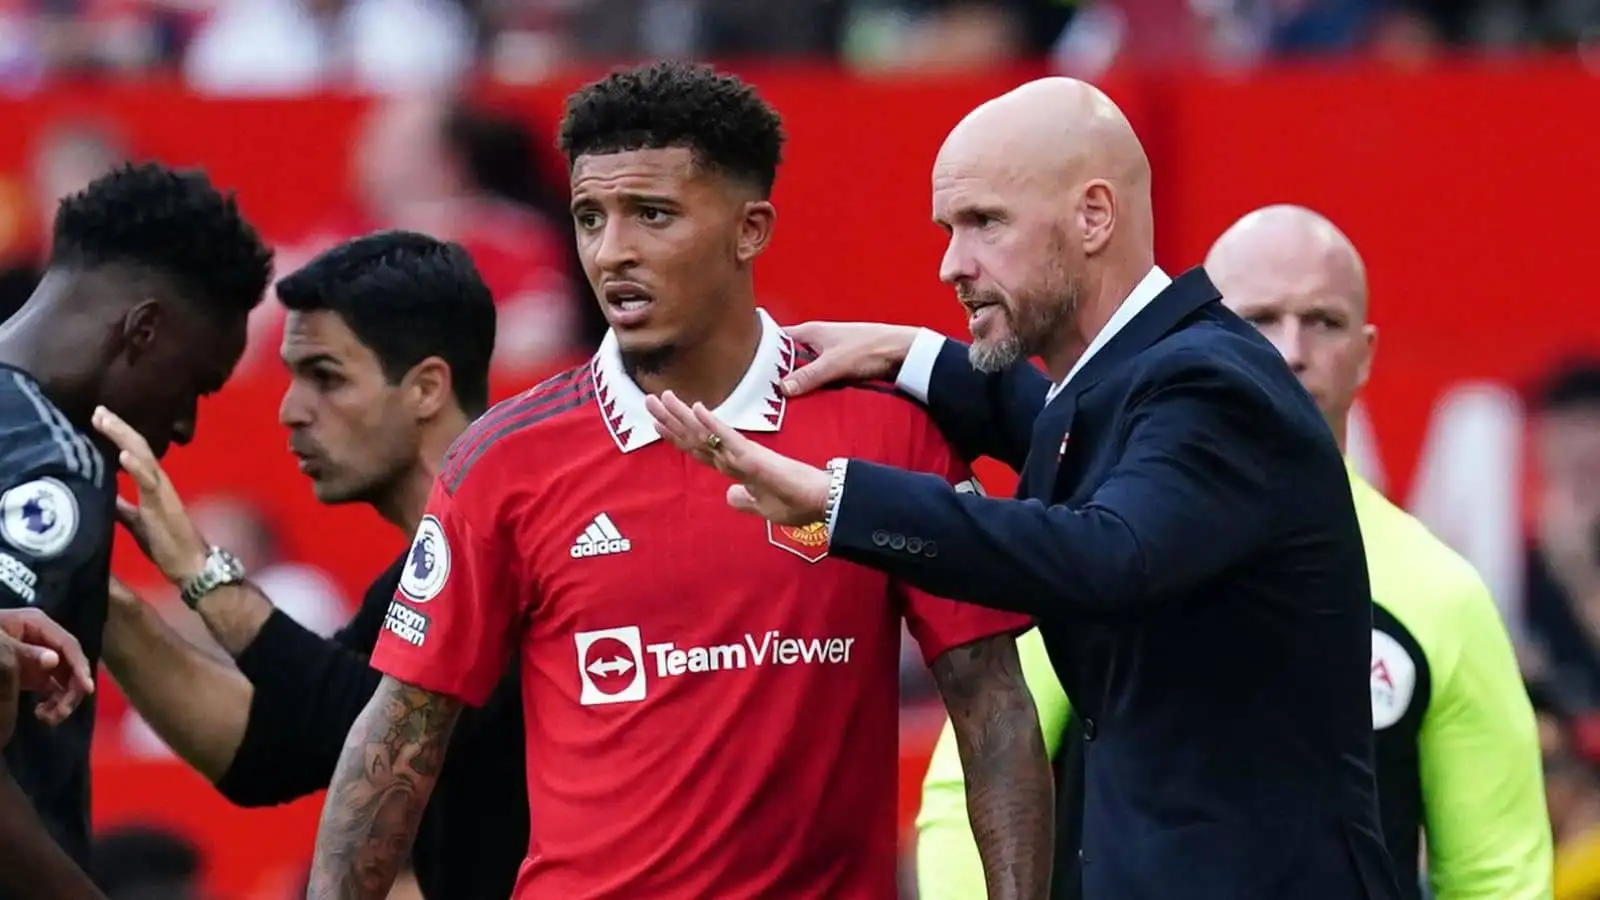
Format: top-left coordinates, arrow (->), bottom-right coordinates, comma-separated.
50,162 -> 273,317
557,61 -> 786,197
276,230 -> 497,416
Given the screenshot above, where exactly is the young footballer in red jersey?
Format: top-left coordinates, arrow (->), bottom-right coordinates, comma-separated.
308,62 -> 1053,900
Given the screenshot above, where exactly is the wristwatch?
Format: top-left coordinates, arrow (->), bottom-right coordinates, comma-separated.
179,546 -> 247,609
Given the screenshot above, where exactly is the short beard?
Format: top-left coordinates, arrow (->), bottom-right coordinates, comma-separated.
621,345 -> 678,378
313,460 -> 407,509
968,331 -> 1024,374
967,275 -> 1082,374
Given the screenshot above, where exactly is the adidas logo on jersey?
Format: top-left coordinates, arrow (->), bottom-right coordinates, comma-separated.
571,513 -> 631,558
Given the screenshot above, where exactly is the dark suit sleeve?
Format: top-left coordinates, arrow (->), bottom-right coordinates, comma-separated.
914,336 -> 1052,470
213,566 -> 397,806
834,353 -> 1284,616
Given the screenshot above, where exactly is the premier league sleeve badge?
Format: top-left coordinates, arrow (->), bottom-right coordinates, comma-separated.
0,477 -> 80,559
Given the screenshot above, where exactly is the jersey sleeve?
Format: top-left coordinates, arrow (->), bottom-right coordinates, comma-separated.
369,478 -> 521,707
0,474 -> 109,611
892,410 -> 1033,663
1418,571 -> 1554,899
915,626 -> 1070,900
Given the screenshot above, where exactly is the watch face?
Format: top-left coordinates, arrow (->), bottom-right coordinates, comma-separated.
203,549 -> 244,585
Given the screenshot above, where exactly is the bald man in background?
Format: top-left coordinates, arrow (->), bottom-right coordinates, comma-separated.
913,204 -> 1551,900
1209,205 -> 1551,899
683,80 -> 1399,899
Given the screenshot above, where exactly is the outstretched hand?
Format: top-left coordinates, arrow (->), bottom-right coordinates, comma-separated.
92,406 -> 208,584
780,322 -> 921,397
0,607 -> 96,744
644,391 -> 832,527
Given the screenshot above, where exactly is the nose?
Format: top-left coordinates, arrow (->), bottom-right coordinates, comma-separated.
938,232 -> 977,287
592,218 -> 638,274
1273,321 -> 1309,374
279,381 -> 312,428
171,416 -> 195,447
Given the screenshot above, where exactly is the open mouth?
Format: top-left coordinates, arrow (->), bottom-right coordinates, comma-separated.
962,299 -> 1005,328
604,282 -> 656,319
288,440 -> 322,475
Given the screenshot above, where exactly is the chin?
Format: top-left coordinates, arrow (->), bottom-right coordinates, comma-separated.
616,330 -> 663,352
968,336 -> 1024,374
618,340 -> 680,378
311,479 -> 359,506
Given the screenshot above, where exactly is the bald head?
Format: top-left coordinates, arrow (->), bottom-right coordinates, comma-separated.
1206,205 -> 1375,448
942,77 -> 1150,193
931,78 -> 1158,378
1207,205 -> 1367,318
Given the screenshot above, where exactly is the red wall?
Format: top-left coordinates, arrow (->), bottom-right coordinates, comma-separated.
0,62 -> 1587,894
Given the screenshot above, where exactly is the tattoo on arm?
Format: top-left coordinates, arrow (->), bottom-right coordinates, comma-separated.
306,676 -> 461,900
932,635 -> 1054,900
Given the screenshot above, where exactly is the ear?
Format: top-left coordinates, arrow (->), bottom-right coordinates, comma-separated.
1079,180 -> 1117,256
1356,323 -> 1378,388
117,300 -> 162,363
403,357 -> 454,420
736,200 -> 776,264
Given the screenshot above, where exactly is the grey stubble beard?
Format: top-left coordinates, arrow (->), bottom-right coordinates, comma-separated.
966,278 -> 1080,374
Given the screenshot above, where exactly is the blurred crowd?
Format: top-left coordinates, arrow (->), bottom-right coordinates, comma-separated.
1524,361 -> 1600,897
0,0 -> 1597,92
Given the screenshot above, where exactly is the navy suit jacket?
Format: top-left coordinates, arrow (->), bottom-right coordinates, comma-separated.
832,269 -> 1401,900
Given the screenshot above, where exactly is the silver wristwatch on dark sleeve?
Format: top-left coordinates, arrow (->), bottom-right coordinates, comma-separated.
179,545 -> 247,609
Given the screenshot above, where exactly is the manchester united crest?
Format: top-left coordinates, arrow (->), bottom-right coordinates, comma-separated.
767,520 -> 830,563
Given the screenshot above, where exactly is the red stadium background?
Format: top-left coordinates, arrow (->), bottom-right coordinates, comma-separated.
0,63 -> 1590,895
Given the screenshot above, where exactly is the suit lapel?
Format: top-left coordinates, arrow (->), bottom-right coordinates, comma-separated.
1020,393 -> 1076,497
1067,267 -> 1221,395
1017,267 -> 1222,500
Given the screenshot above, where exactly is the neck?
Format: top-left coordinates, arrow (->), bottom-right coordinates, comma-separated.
0,282 -> 95,427
376,409 -> 470,535
1327,408 -> 1349,454
1040,255 -> 1153,384
631,304 -> 763,410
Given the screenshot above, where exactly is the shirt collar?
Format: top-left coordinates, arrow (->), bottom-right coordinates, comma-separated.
593,308 -> 796,454
1047,265 -> 1172,402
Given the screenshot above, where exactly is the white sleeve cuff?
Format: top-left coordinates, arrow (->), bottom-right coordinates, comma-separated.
895,329 -> 946,404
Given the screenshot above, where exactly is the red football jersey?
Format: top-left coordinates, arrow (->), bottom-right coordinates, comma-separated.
371,309 -> 1030,900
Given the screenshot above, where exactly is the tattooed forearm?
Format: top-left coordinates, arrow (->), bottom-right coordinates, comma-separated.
933,635 -> 1053,900
306,676 -> 461,900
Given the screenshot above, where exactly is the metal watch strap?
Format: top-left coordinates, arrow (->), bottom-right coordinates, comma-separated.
179,546 -> 246,609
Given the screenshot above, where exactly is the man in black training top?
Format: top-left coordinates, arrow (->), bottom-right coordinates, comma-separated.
98,231 -> 526,900
0,162 -> 273,899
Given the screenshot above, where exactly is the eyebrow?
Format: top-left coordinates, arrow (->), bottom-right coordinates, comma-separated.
283,352 -> 342,369
570,192 -> 681,212
934,202 -> 1005,226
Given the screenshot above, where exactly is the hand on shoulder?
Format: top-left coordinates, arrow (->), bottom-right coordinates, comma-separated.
782,322 -> 921,397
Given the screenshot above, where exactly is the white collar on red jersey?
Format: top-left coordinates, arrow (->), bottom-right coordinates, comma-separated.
592,308 -> 797,454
